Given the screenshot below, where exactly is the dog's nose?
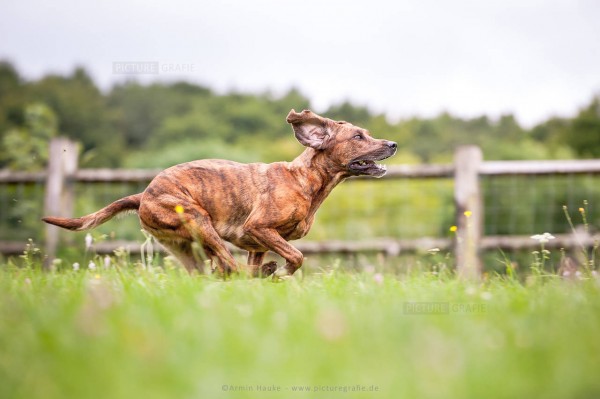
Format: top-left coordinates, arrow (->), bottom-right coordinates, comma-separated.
386,141 -> 397,150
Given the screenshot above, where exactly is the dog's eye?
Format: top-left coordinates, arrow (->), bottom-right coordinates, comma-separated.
353,134 -> 363,140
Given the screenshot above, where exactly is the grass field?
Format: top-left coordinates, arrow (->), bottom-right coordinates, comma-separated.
1,249 -> 600,399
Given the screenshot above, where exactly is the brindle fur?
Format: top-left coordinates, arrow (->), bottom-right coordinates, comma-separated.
43,110 -> 397,277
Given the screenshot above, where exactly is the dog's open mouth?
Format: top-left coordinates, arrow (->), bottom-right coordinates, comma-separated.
348,154 -> 392,177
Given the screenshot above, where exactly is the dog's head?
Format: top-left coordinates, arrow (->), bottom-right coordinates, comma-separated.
287,109 -> 397,177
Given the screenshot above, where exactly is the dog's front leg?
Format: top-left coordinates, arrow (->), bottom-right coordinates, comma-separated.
245,228 -> 303,277
247,251 -> 278,278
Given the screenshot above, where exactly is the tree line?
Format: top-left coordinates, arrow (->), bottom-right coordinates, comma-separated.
1,60 -> 599,171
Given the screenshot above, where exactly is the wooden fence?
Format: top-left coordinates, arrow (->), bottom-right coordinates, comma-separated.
2,138 -> 600,278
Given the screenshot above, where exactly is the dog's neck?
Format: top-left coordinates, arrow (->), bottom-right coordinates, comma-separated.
289,148 -> 348,200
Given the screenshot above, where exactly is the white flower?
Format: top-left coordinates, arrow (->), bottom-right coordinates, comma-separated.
364,265 -> 376,274
373,273 -> 384,285
480,292 -> 493,301
88,261 -> 96,270
85,233 -> 93,250
530,232 -> 555,244
72,262 -> 80,271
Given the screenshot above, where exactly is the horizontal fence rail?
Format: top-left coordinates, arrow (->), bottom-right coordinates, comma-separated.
0,170 -> 46,183
480,160 -> 600,175
1,138 -> 600,278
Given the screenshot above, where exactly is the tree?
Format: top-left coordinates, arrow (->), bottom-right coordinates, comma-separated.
107,81 -> 211,148
0,61 -> 28,135
1,103 -> 58,171
325,101 -> 372,126
26,67 -> 121,166
563,96 -> 600,157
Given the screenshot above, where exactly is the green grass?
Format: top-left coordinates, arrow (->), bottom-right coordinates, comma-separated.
1,256 -> 600,399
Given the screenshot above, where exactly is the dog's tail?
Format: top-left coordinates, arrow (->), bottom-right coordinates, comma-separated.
42,193 -> 143,231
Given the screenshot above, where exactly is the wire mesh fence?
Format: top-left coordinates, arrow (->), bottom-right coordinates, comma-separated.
307,178 -> 455,241
0,181 -> 46,242
1,173 -> 598,246
2,138 -> 600,279
483,174 -> 599,236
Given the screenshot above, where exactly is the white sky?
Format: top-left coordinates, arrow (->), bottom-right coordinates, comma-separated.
1,0 -> 599,127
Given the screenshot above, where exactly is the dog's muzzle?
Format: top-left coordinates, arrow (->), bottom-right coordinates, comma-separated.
348,141 -> 397,177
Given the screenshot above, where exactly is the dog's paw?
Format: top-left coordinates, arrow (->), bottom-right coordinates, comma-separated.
271,267 -> 294,282
258,261 -> 278,278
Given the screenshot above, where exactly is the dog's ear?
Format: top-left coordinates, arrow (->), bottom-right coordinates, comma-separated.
286,109 -> 331,150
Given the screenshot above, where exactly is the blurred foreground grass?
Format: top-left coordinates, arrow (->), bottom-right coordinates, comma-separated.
1,261 -> 600,399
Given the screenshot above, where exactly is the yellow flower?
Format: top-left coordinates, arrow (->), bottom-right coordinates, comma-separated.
449,225 -> 458,232
464,210 -> 472,218
579,207 -> 585,213
174,205 -> 184,214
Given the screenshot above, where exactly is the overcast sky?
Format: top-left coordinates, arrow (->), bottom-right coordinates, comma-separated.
1,0 -> 599,127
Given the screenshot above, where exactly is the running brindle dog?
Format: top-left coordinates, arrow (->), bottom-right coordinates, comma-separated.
43,110 -> 397,277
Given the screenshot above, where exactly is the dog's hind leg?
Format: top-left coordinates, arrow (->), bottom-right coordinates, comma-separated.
140,201 -> 239,275
159,240 -> 204,274
182,216 -> 239,275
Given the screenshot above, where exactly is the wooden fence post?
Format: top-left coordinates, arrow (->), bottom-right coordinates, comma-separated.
44,138 -> 79,267
454,146 -> 483,279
